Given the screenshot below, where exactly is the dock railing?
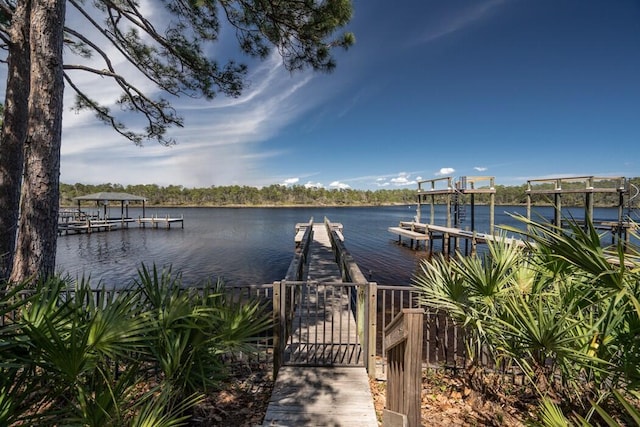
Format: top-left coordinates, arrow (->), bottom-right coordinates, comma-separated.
324,216 -> 377,378
384,308 -> 424,427
285,218 -> 314,281
273,218 -> 314,375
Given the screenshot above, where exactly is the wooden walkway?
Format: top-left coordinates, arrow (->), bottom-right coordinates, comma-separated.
263,222 -> 378,426
263,366 -> 377,426
58,215 -> 184,235
285,223 -> 362,366
389,220 -> 526,252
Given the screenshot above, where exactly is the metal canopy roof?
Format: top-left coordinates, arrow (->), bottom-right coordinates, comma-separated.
72,192 -> 147,202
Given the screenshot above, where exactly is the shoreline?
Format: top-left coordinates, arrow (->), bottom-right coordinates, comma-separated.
60,201 -> 623,209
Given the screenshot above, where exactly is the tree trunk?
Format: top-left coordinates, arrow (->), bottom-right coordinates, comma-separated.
10,0 -> 66,283
0,1 -> 31,280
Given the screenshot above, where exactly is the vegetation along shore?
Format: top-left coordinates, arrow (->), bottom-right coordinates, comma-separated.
60,178 -> 640,208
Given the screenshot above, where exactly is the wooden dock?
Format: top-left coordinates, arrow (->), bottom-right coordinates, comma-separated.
58,215 -> 184,235
285,223 -> 362,366
389,220 -> 526,253
136,215 -> 184,229
263,220 -> 378,426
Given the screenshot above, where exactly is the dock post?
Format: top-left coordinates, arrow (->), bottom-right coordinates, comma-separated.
272,281 -> 285,378
443,233 -> 449,255
366,282 -> 377,379
384,309 -> 424,427
471,231 -> 477,256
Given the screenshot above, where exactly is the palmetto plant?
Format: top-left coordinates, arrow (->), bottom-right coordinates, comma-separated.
134,264 -> 272,397
414,216 -> 640,422
0,276 -> 156,426
0,263 -> 273,425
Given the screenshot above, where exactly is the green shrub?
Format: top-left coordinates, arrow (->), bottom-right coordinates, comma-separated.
0,264 -> 272,425
414,217 -> 640,423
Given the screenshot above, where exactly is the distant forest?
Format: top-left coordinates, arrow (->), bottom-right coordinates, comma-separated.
60,177 -> 640,208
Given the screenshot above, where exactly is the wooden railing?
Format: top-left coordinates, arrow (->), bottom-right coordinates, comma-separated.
376,285 -> 471,371
274,218 -> 313,375
384,308 -> 424,427
324,216 -> 377,378
285,218 -> 313,281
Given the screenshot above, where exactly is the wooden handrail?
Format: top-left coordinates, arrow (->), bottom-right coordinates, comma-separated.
323,217 -> 377,377
284,218 -> 313,281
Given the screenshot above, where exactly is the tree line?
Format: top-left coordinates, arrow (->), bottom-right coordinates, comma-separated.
60,182 -> 417,206
60,178 -> 640,207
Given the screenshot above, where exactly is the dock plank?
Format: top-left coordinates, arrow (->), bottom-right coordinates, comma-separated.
387,226 -> 429,240
262,366 -> 377,426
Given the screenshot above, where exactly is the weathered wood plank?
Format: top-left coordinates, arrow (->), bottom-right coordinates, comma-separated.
383,409 -> 408,427
387,226 -> 429,240
262,366 -> 377,426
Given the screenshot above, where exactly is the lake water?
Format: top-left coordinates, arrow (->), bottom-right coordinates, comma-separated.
55,205 -> 630,288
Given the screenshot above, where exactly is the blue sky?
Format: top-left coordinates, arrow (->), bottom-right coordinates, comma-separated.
57,0 -> 640,190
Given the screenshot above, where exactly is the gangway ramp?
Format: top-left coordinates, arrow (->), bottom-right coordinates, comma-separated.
262,218 -> 377,426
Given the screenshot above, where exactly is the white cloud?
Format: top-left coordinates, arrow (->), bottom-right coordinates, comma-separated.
283,177 -> 300,186
474,166 -> 488,172
390,174 -> 411,186
329,181 -> 351,189
436,167 -> 455,176
385,172 -> 418,187
304,181 -> 324,189
51,4 -> 349,188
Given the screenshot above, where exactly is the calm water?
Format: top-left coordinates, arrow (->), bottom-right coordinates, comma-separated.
55,205 -> 630,288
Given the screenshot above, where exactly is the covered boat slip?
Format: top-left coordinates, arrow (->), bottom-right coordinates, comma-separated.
58,192 -> 183,234
389,175 -> 639,255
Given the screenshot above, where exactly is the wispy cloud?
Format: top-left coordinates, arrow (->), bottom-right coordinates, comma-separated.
60,51 -> 323,187
416,0 -> 507,45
